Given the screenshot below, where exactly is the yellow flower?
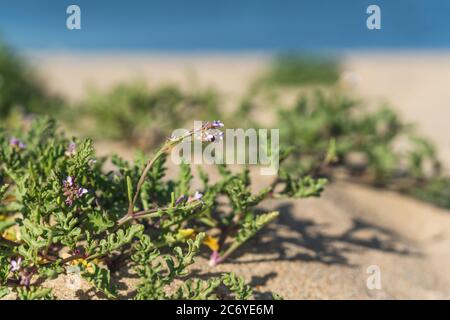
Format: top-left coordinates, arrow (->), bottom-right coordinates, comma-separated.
203,235 -> 219,252
72,258 -> 95,273
2,227 -> 17,242
37,256 -> 50,264
178,228 -> 196,239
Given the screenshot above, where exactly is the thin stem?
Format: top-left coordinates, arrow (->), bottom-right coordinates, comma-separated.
126,148 -> 165,217
121,130 -> 196,224
117,208 -> 160,226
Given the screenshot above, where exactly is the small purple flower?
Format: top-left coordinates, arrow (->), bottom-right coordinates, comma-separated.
63,176 -> 74,187
211,120 -> 224,128
197,129 -> 223,143
208,251 -> 222,267
193,191 -> 203,201
10,257 -> 22,272
77,188 -> 88,197
188,191 -> 203,203
9,137 -> 26,150
65,141 -> 77,157
62,176 -> 88,206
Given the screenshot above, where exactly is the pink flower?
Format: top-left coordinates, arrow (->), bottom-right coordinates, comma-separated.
10,257 -> 22,272
62,176 -> 88,206
9,137 -> 26,150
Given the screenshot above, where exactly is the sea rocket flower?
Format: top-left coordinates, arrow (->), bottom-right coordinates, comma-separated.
194,120 -> 225,142
9,137 -> 26,150
78,187 -> 88,196
203,120 -> 224,129
65,141 -> 77,156
193,190 -> 203,201
62,176 -> 88,206
197,128 -> 224,142
188,190 -> 203,203
10,257 -> 22,272
64,176 -> 74,187
211,120 -> 224,128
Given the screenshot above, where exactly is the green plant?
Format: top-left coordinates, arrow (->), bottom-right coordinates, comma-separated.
73,82 -> 222,148
0,117 -> 326,300
258,54 -> 340,87
275,90 -> 449,207
0,42 -> 62,121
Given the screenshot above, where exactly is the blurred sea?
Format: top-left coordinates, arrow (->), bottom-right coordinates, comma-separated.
0,0 -> 449,52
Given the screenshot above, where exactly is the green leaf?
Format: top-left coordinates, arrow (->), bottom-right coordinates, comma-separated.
16,286 -> 54,300
81,264 -> 117,299
222,273 -> 253,300
126,175 -> 133,206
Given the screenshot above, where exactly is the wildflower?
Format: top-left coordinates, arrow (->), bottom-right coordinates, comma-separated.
77,187 -> 88,197
187,190 -> 204,203
195,120 -> 225,142
62,176 -> 88,206
65,141 -> 77,156
37,256 -> 50,264
203,120 -> 224,129
211,120 -> 224,128
10,257 -> 22,272
71,258 -> 95,273
178,228 -> 196,239
2,229 -> 17,242
9,137 -> 26,150
203,235 -> 219,252
197,129 -> 223,143
193,190 -> 203,201
64,176 -> 74,187
208,251 -> 222,267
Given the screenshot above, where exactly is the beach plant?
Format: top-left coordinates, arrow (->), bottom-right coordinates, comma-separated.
256,54 -> 340,88
275,90 -> 450,208
72,82 -> 222,148
0,42 -> 63,122
0,117 -> 326,300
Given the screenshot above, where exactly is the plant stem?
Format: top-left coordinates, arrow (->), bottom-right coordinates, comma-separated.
121,130 -> 196,224
126,148 -> 165,217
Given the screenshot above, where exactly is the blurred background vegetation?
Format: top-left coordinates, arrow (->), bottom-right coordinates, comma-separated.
0,41 -> 449,209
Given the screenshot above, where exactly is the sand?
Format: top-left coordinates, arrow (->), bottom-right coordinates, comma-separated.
6,52 -> 450,299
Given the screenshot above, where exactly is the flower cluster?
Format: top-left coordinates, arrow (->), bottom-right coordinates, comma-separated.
197,120 -> 224,142
62,176 -> 88,206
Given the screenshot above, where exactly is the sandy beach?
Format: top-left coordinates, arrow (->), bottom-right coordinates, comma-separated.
14,52 -> 450,299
